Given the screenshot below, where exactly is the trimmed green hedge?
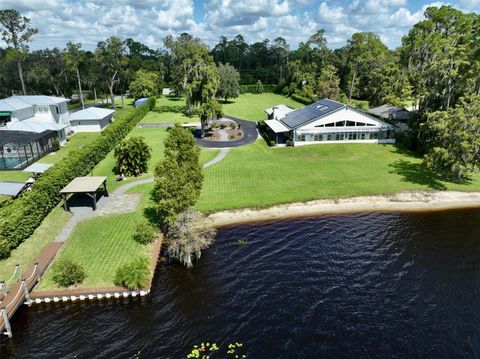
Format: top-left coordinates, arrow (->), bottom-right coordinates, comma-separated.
0,97 -> 156,259
291,94 -> 314,105
241,84 -> 277,94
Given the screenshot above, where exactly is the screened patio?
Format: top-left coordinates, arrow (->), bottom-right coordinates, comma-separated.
0,130 -> 57,170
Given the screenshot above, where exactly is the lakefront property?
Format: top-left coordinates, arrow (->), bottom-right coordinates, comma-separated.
1,2 -> 480,358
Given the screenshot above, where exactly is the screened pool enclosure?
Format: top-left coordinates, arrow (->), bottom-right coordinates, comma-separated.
0,130 -> 57,170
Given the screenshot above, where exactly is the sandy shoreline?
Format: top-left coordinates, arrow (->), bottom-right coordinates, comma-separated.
207,191 -> 480,227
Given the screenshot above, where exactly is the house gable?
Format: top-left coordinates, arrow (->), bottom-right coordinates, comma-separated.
297,107 -> 393,131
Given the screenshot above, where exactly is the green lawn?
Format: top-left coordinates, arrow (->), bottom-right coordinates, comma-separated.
221,93 -> 303,121
140,95 -> 196,124
37,209 -> 150,290
141,93 -> 303,123
9,93 -> 480,290
93,111 -> 219,192
195,141 -> 480,212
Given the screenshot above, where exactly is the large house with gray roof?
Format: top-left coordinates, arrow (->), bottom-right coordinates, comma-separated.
264,99 -> 395,146
0,95 -> 71,142
0,95 -> 114,170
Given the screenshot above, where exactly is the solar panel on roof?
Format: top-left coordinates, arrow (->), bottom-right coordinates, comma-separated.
280,99 -> 345,129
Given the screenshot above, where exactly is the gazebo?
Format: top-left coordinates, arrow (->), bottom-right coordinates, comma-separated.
60,176 -> 108,211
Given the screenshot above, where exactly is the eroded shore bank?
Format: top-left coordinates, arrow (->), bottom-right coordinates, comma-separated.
208,191 -> 480,227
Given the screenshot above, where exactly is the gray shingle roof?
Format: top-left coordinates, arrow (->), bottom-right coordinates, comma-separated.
280,99 -> 345,129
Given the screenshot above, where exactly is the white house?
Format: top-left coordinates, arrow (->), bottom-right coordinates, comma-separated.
0,95 -> 71,143
0,95 -> 115,170
69,107 -> 115,132
264,99 -> 395,146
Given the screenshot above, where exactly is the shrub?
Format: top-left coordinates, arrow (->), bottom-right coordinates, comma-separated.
286,140 -> 294,147
255,80 -> 263,94
114,136 -> 152,176
291,93 -> 314,105
240,84 -> 276,94
0,97 -> 156,258
0,239 -> 11,259
114,256 -> 150,290
52,139 -> 60,152
133,220 -> 157,245
167,208 -> 216,268
52,258 -> 86,287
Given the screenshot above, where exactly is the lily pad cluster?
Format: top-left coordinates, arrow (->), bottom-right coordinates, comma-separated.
186,341 -> 246,358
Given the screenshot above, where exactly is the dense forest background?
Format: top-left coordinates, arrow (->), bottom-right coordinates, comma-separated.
0,6 -> 478,113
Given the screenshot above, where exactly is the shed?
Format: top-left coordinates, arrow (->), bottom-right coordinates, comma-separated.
69,107 -> 115,132
162,88 -> 173,96
135,98 -> 148,108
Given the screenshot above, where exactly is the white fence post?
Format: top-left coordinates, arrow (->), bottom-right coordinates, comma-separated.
1,308 -> 12,338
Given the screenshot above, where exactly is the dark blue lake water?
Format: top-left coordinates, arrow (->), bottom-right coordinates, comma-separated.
1,209 -> 480,358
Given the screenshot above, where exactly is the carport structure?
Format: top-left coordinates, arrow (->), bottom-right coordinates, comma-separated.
60,176 -> 108,211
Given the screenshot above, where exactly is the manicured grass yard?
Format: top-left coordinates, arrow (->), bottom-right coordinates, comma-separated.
141,93 -> 303,123
221,93 -> 303,121
92,121 -> 218,192
142,96 -> 197,124
37,209 -> 150,290
195,141 -> 480,212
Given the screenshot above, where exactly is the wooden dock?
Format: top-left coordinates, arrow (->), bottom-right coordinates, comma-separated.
0,243 -> 63,337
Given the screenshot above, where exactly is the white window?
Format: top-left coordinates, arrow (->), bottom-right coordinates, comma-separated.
34,105 -> 50,114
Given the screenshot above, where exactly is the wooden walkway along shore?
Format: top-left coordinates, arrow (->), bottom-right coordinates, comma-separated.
0,243 -> 63,337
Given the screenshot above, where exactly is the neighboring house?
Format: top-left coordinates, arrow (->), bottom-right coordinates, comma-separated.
0,95 -> 71,170
368,104 -> 413,122
264,99 -> 395,146
0,95 -> 71,142
69,107 -> 115,132
0,95 -> 114,170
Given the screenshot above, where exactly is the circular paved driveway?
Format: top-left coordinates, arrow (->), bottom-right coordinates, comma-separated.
196,115 -> 258,148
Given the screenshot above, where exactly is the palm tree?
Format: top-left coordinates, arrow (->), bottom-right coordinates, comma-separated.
114,136 -> 151,176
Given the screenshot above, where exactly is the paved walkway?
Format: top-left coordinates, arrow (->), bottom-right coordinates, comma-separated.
203,148 -> 229,168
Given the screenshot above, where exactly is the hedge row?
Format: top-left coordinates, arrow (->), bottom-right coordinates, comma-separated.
0,97 -> 156,259
291,93 -> 314,105
240,84 -> 277,94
